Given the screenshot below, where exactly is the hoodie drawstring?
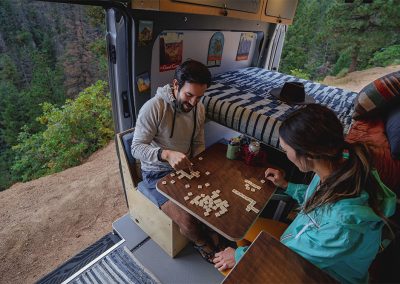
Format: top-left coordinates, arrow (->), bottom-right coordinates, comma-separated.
189,105 -> 197,156
170,106 -> 177,138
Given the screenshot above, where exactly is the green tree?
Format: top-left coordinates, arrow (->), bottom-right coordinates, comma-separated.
280,0 -> 334,79
0,87 -> 32,147
12,81 -> 113,181
0,148 -> 13,191
369,44 -> 400,67
0,0 -> 108,189
326,0 -> 400,72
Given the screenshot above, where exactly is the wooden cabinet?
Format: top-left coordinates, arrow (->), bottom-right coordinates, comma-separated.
132,0 -> 298,24
262,0 -> 298,25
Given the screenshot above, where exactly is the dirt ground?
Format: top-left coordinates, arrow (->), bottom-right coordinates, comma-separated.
0,65 -> 398,284
322,64 -> 400,91
0,142 -> 126,284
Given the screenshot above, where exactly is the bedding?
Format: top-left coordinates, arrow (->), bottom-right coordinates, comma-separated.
386,108 -> 400,160
353,71 -> 400,120
346,118 -> 400,193
202,67 -> 357,148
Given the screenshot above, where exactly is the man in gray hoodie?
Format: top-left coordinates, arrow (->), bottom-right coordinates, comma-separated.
131,60 -> 216,262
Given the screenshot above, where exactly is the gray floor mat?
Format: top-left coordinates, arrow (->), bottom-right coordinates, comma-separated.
70,246 -> 160,284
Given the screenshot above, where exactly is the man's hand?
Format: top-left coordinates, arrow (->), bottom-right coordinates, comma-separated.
265,168 -> 288,189
213,247 -> 236,271
162,150 -> 192,171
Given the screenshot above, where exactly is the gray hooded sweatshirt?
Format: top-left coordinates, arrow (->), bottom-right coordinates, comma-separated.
131,84 -> 205,172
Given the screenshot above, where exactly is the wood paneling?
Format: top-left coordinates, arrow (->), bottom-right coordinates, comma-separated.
160,0 -> 262,21
261,0 -> 297,25
131,0 -> 297,24
132,0 -> 159,10
224,231 -> 338,283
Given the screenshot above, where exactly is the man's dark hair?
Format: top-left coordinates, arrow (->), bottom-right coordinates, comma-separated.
174,60 -> 212,90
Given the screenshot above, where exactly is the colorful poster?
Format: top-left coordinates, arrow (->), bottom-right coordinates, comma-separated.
136,72 -> 150,93
159,32 -> 183,72
236,33 -> 254,61
207,32 -> 224,67
138,20 -> 153,47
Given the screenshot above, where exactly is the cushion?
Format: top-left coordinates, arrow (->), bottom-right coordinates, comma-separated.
122,131 -> 135,166
386,108 -> 400,160
346,118 -> 400,193
353,71 -> 400,120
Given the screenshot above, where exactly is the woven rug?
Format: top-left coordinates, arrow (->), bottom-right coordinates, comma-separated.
69,246 -> 160,284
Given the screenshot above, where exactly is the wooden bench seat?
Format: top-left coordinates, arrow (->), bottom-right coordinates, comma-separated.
116,128 -> 188,257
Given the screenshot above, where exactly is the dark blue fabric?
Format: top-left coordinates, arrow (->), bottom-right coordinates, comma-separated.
139,170 -> 172,207
386,109 -> 400,160
122,132 -> 135,167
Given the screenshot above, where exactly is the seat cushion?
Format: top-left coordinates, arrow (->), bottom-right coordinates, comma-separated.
386,109 -> 400,160
346,118 -> 400,193
137,181 -> 160,207
352,71 -> 400,120
122,131 -> 135,166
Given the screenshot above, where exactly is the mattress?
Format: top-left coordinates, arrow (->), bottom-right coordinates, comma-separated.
202,67 -> 357,148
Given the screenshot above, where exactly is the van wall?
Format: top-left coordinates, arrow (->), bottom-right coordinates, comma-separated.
150,30 -> 259,94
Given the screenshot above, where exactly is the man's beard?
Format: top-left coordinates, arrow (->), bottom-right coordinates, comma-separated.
175,93 -> 193,113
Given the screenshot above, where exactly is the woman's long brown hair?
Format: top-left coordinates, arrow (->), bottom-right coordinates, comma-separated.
279,104 -> 390,225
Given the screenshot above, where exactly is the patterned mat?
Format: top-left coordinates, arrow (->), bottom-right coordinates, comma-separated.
69,246 -> 160,284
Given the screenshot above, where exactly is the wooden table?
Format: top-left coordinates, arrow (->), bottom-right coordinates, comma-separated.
156,143 -> 277,241
223,231 -> 338,283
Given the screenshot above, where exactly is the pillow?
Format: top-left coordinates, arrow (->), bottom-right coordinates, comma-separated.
386,109 -> 400,160
353,71 -> 400,120
346,118 -> 400,193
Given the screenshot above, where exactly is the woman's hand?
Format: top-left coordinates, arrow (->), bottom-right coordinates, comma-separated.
213,247 -> 236,271
265,168 -> 288,189
162,150 -> 192,171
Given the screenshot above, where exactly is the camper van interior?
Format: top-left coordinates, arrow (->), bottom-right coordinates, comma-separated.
35,0 -> 399,283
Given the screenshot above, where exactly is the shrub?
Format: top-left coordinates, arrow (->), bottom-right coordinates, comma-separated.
336,68 -> 349,78
332,50 -> 351,76
11,128 -> 47,182
12,80 -> 114,181
289,68 -> 311,80
369,45 -> 400,67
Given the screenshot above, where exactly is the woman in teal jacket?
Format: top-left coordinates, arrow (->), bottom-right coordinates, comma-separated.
213,104 -> 396,283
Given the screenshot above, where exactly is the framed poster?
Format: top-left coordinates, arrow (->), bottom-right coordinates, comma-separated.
207,32 -> 224,67
136,72 -> 150,93
236,32 -> 254,61
138,20 -> 153,47
159,32 -> 184,72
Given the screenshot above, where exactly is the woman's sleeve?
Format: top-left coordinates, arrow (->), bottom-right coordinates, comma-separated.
283,222 -> 364,269
285,183 -> 309,205
234,246 -> 249,263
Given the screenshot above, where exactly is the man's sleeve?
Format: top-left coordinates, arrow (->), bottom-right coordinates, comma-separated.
191,104 -> 205,157
131,100 -> 161,164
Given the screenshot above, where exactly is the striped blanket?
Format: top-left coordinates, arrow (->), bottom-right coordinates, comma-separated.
202,67 -> 357,148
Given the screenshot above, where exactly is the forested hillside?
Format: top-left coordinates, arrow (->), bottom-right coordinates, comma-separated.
280,0 -> 400,80
0,0 -> 108,190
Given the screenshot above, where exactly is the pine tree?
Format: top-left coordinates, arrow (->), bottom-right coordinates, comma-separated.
326,0 -> 400,72
280,0 -> 335,79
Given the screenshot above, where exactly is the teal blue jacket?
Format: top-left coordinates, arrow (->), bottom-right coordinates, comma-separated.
235,171 -> 396,283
